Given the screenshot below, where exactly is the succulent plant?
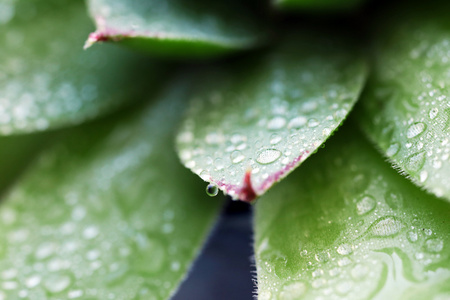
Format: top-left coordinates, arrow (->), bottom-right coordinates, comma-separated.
1,0 -> 449,299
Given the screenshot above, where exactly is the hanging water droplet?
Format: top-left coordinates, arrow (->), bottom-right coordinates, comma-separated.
356,195 -> 376,215
386,143 -> 400,157
206,183 -> 218,197
406,122 -> 426,139
429,108 -> 439,119
256,149 -> 282,165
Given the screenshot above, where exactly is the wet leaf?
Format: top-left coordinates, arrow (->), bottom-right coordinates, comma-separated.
0,80 -> 222,299
0,0 -> 161,135
357,2 -> 450,202
254,126 -> 450,300
85,0 -> 266,58
176,31 -> 367,202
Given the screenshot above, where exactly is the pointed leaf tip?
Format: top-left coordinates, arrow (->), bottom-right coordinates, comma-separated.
176,30 -> 367,201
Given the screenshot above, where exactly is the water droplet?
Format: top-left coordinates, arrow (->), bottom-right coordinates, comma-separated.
307,118 -> 320,128
259,291 -> 272,300
337,257 -> 351,267
270,133 -> 282,145
267,116 -> 286,130
429,108 -> 439,119
336,244 -> 353,255
335,281 -> 353,295
385,191 -> 403,209
407,231 -> 418,243
288,116 -> 307,129
278,282 -> 307,300
257,149 -> 282,165
351,264 -> 368,280
419,170 -> 428,182
68,290 -> 84,299
406,122 -> 426,139
386,143 -> 400,157
425,239 -> 443,253
314,251 -> 329,262
312,269 -> 324,277
44,274 -> 71,293
206,183 -> 218,197
214,158 -> 224,170
25,275 -> 41,288
369,217 -> 403,237
300,250 -> 308,257
406,152 -> 426,173
82,226 -> 99,240
312,278 -> 326,289
424,228 -> 432,236
230,151 -> 245,164
356,195 -> 376,215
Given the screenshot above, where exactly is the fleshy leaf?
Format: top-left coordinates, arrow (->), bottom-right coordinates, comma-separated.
0,0 -> 161,135
357,3 -> 450,202
274,0 -> 364,11
176,31 -> 367,202
0,80 -> 222,299
254,126 -> 450,299
85,0 -> 266,58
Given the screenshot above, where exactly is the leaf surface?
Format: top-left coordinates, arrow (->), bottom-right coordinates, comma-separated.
176,31 -> 367,201
0,80 -> 222,299
0,0 -> 161,135
254,126 -> 450,299
85,0 -> 266,58
357,3 -> 450,202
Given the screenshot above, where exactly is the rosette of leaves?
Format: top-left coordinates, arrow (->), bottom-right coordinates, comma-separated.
0,0 -> 449,299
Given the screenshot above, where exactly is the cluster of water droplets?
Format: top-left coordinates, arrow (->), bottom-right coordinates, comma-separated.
0,102 -> 216,299
256,163 -> 448,299
367,16 -> 450,199
177,50 -> 365,198
0,1 -> 153,135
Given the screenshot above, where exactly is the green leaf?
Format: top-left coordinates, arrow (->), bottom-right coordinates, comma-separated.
0,0 -> 162,135
0,79 -> 222,299
254,125 -> 450,299
274,0 -> 364,11
357,3 -> 450,202
176,31 -> 367,202
85,0 -> 266,58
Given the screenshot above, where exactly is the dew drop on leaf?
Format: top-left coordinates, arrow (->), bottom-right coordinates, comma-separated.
429,108 -> 439,119
336,244 -> 353,255
386,142 -> 400,157
256,149 -> 282,165
425,239 -> 444,253
406,122 -> 426,139
206,183 -> 219,197
406,151 -> 426,173
368,217 -> 404,237
356,195 -> 376,215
